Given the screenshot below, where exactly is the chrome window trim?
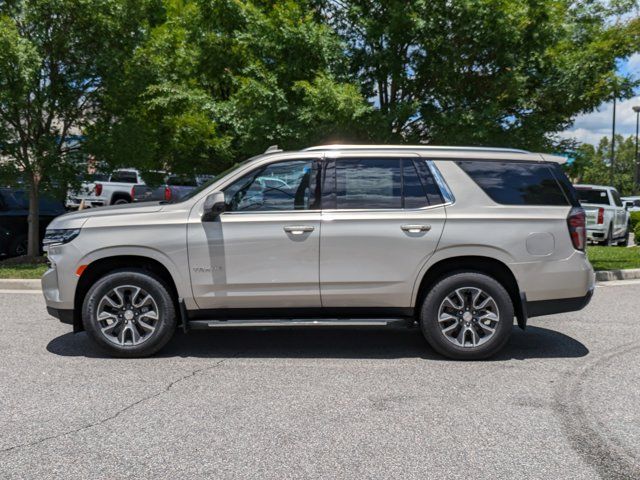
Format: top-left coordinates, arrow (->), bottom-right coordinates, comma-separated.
426,160 -> 455,205
319,203 -> 446,214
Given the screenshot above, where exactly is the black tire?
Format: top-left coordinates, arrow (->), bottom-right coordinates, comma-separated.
9,235 -> 27,257
600,225 -> 614,246
618,224 -> 631,246
82,269 -> 177,357
419,272 -> 513,360
112,197 -> 130,205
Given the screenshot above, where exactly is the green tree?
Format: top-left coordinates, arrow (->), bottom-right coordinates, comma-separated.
319,0 -> 640,150
580,135 -> 639,196
89,0 -> 371,176
0,0 -> 158,256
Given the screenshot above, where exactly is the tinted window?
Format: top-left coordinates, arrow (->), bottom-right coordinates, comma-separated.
414,160 -> 444,205
611,189 -> 623,207
110,171 -> 138,183
550,164 -> 580,207
336,158 -> 402,209
167,176 -> 198,187
576,188 -> 610,206
402,160 -> 429,209
457,160 -> 568,206
225,160 -> 318,211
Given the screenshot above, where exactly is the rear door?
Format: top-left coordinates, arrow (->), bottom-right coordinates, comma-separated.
319,155 -> 446,308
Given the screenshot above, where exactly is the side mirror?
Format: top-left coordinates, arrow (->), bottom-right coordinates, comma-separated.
202,191 -> 226,221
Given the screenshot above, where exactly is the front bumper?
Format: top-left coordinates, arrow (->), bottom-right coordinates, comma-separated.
46,306 -> 74,325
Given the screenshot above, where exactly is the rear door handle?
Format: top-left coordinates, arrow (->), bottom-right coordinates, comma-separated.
284,225 -> 315,234
401,224 -> 431,233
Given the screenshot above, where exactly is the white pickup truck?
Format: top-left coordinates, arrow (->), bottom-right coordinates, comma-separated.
575,184 -> 630,246
93,169 -> 145,206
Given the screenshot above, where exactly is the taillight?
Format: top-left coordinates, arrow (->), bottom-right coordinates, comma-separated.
597,207 -> 604,224
131,186 -> 136,201
164,186 -> 172,202
567,207 -> 586,251
95,183 -> 102,196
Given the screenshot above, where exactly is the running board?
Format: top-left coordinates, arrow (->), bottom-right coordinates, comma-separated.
187,318 -> 411,329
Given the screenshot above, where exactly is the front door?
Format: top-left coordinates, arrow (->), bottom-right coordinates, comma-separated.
320,156 -> 446,308
188,158 -> 322,309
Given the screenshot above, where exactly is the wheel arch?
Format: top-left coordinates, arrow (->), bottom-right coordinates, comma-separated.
413,255 -> 525,329
110,192 -> 132,205
72,255 -> 181,332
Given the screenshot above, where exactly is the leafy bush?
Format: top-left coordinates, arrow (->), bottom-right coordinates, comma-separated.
635,221 -> 640,246
630,211 -> 640,231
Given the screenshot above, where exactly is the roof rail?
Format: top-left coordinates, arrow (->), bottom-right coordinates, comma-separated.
302,144 -> 530,154
264,145 -> 282,154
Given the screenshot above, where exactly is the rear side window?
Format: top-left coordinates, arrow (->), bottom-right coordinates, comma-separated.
611,189 -> 623,207
576,188 -> 609,206
549,164 -> 580,207
110,171 -> 138,183
336,158 -> 402,209
457,160 -> 569,206
331,158 -> 443,210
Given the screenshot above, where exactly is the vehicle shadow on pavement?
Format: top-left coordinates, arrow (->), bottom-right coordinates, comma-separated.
46,325 -> 589,361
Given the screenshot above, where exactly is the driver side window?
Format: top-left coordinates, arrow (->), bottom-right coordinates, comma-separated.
224,159 -> 319,212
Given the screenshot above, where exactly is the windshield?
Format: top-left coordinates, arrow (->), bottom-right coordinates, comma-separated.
576,188 -> 610,206
176,155 -> 262,203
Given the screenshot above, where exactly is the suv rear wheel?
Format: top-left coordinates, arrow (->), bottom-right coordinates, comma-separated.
82,269 -> 177,357
419,272 -> 513,360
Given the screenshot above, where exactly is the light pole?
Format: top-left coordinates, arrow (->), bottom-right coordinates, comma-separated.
634,105 -> 640,194
611,96 -> 617,186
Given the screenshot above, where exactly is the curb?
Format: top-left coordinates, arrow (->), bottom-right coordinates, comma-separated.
0,279 -> 42,290
595,268 -> 640,282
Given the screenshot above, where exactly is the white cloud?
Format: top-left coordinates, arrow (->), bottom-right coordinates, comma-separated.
559,95 -> 640,145
626,53 -> 640,74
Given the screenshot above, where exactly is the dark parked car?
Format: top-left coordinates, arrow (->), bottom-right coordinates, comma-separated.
131,175 -> 206,203
0,188 -> 66,257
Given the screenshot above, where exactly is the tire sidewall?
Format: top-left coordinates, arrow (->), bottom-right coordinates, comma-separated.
82,269 -> 177,357
10,235 -> 27,257
420,272 -> 513,360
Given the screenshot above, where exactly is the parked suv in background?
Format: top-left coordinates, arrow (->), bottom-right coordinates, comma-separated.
575,184 -> 630,246
42,145 -> 594,359
0,188 -> 65,257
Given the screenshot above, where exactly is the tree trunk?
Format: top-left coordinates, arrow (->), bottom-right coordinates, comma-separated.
27,175 -> 40,258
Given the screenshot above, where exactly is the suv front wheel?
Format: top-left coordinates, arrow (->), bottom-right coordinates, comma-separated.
82,269 -> 177,357
420,272 -> 513,360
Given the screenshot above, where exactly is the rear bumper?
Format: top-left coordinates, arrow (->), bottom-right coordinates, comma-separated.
526,287 -> 594,318
67,197 -> 105,209
586,227 -> 607,241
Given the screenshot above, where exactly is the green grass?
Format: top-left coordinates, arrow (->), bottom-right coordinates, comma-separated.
587,246 -> 640,271
0,257 -> 49,279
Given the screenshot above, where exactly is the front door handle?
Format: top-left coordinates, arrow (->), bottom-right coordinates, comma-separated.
284,225 -> 315,234
401,224 -> 431,233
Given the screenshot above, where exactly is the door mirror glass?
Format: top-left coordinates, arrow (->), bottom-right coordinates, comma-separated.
202,191 -> 226,221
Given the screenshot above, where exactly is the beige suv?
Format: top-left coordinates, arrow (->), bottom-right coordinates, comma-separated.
42,145 -> 595,359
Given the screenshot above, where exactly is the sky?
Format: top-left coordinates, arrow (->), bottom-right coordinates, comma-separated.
558,53 -> 640,146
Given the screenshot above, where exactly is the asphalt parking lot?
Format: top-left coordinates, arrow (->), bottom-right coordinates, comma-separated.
1,282 -> 639,480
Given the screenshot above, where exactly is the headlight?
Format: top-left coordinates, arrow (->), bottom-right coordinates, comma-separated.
43,229 -> 81,247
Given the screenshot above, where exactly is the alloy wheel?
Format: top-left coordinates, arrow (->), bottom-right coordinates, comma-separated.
95,285 -> 160,346
437,287 -> 500,348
